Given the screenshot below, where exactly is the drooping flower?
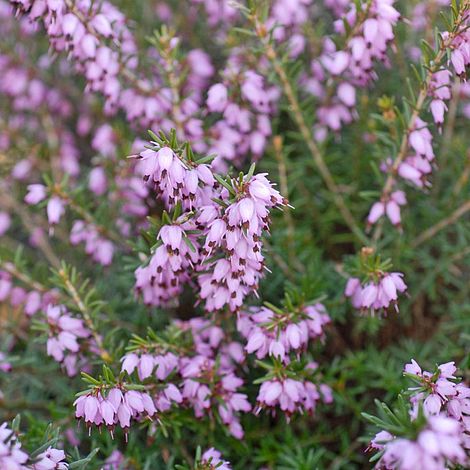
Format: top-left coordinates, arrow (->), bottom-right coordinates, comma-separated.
345,272 -> 407,315
74,387 -> 156,438
255,376 -> 332,418
238,303 -> 330,362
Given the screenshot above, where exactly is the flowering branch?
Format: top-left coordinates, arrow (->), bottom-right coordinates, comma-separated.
251,12 -> 368,245
371,0 -> 470,243
56,264 -> 111,363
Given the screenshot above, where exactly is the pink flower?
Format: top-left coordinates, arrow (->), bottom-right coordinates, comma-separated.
345,272 -> 407,315
404,359 -> 468,420
374,415 -> 467,470
33,446 -> 68,470
0,423 -> 29,468
25,184 -> 46,205
207,83 -> 228,112
74,387 -> 156,435
256,376 -> 331,417
89,167 -> 108,196
201,448 -> 231,470
451,49 -> 466,75
430,100 -> 447,126
367,191 -> 406,228
404,359 -> 422,376
45,304 -> 91,375
47,197 -> 65,225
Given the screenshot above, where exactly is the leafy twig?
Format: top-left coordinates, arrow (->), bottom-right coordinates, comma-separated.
411,199 -> 470,248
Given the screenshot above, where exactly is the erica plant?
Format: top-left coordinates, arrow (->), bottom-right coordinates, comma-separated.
0,0 -> 469,469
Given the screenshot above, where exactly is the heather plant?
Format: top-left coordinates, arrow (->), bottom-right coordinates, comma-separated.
0,0 -> 469,468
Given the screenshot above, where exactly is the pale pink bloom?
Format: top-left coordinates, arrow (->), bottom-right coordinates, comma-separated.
0,212 -> 11,236
207,83 -> 228,112
47,197 -> 65,225
89,167 -> 107,195
25,184 -> 47,205
33,446 -> 68,470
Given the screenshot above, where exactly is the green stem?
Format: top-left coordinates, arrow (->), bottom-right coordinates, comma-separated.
254,21 -> 368,245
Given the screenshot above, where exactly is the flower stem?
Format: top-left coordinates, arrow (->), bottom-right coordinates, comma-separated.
411,199 -> 470,248
372,0 -> 470,244
58,267 -> 112,363
254,21 -> 368,245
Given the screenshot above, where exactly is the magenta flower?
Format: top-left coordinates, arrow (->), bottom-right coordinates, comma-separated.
256,377 -> 332,418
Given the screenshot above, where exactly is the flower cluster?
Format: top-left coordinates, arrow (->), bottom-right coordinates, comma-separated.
304,0 -> 400,136
10,0 -> 137,115
367,191 -> 407,228
238,303 -> 330,362
447,18 -> 470,79
0,422 -> 29,469
136,146 -> 215,210
119,317 -> 250,439
198,172 -> 287,312
367,359 -> 470,469
368,6 -> 470,229
372,415 -> 467,470
404,359 -> 470,443
345,272 -> 407,314
181,355 -> 251,438
45,304 -> 92,376
344,250 -> 408,315
134,217 -> 200,307
0,422 -> 68,470
134,141 -> 287,311
255,375 -> 333,418
206,69 -> 279,170
74,387 -> 156,439
70,220 -> 114,266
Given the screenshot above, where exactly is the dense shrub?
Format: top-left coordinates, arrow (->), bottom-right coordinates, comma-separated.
0,0 -> 469,468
